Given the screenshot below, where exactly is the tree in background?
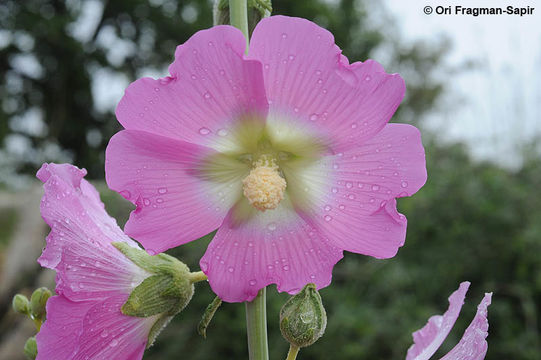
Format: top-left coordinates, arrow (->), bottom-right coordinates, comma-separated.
0,0 -> 444,185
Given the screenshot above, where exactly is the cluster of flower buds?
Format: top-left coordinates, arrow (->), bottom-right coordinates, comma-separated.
12,287 -> 53,359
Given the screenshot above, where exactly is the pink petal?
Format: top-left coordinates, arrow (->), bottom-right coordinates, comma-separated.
249,16 -> 405,152
329,124 -> 427,207
305,197 -> 408,259
55,239 -> 148,301
115,25 -> 268,147
36,295 -> 91,360
73,295 -> 152,360
406,282 -> 471,360
37,163 -> 139,270
290,124 -> 425,258
200,200 -> 343,302
440,292 -> 492,360
106,130 -> 248,254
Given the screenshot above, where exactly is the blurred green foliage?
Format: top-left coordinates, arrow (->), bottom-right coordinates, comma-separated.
1,0 -> 539,359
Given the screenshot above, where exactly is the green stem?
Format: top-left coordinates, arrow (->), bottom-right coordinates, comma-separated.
286,345 -> 300,360
245,287 -> 269,360
189,271 -> 208,283
229,0 -> 250,51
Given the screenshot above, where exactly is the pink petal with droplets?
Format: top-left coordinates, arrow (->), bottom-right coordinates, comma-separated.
115,25 -> 267,148
73,295 -> 153,360
200,200 -> 343,302
37,163 -> 140,270
406,282 -> 471,360
55,240 -> 148,301
249,16 -> 405,152
290,124 -> 425,258
440,292 -> 492,360
36,296 -> 91,360
305,197 -> 408,259
106,130 -> 247,254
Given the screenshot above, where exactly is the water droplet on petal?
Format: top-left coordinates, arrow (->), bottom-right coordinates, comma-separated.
217,128 -> 228,136
158,187 -> 167,194
249,279 -> 257,286
267,222 -> 277,231
324,215 -> 332,222
309,113 -> 318,121
331,187 -> 338,194
101,330 -> 109,338
401,181 -> 408,188
324,205 -> 331,211
109,339 -> 119,347
199,127 -> 210,135
200,261 -> 208,271
204,92 -> 211,99
281,33 -> 288,39
228,267 -> 234,273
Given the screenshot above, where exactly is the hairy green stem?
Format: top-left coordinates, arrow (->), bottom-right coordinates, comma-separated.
245,288 -> 269,360
189,271 -> 208,283
229,0 -> 250,51
286,345 -> 300,360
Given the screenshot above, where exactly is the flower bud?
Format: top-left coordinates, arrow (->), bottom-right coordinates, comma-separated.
279,283 -> 327,348
23,336 -> 37,360
12,294 -> 30,315
30,287 -> 52,320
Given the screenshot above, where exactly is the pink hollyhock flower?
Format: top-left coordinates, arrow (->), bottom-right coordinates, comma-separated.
105,16 -> 426,302
406,282 -> 492,360
35,163 -> 168,359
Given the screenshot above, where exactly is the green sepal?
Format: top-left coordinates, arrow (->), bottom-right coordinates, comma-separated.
23,336 -> 37,360
197,296 -> 223,338
112,242 -> 190,276
146,314 -> 174,349
120,273 -> 194,318
279,283 -> 327,348
113,241 -> 196,348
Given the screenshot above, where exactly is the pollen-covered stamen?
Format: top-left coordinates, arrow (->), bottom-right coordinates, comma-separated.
242,156 -> 287,211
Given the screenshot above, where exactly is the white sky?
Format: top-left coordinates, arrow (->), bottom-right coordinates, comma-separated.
383,0 -> 541,167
